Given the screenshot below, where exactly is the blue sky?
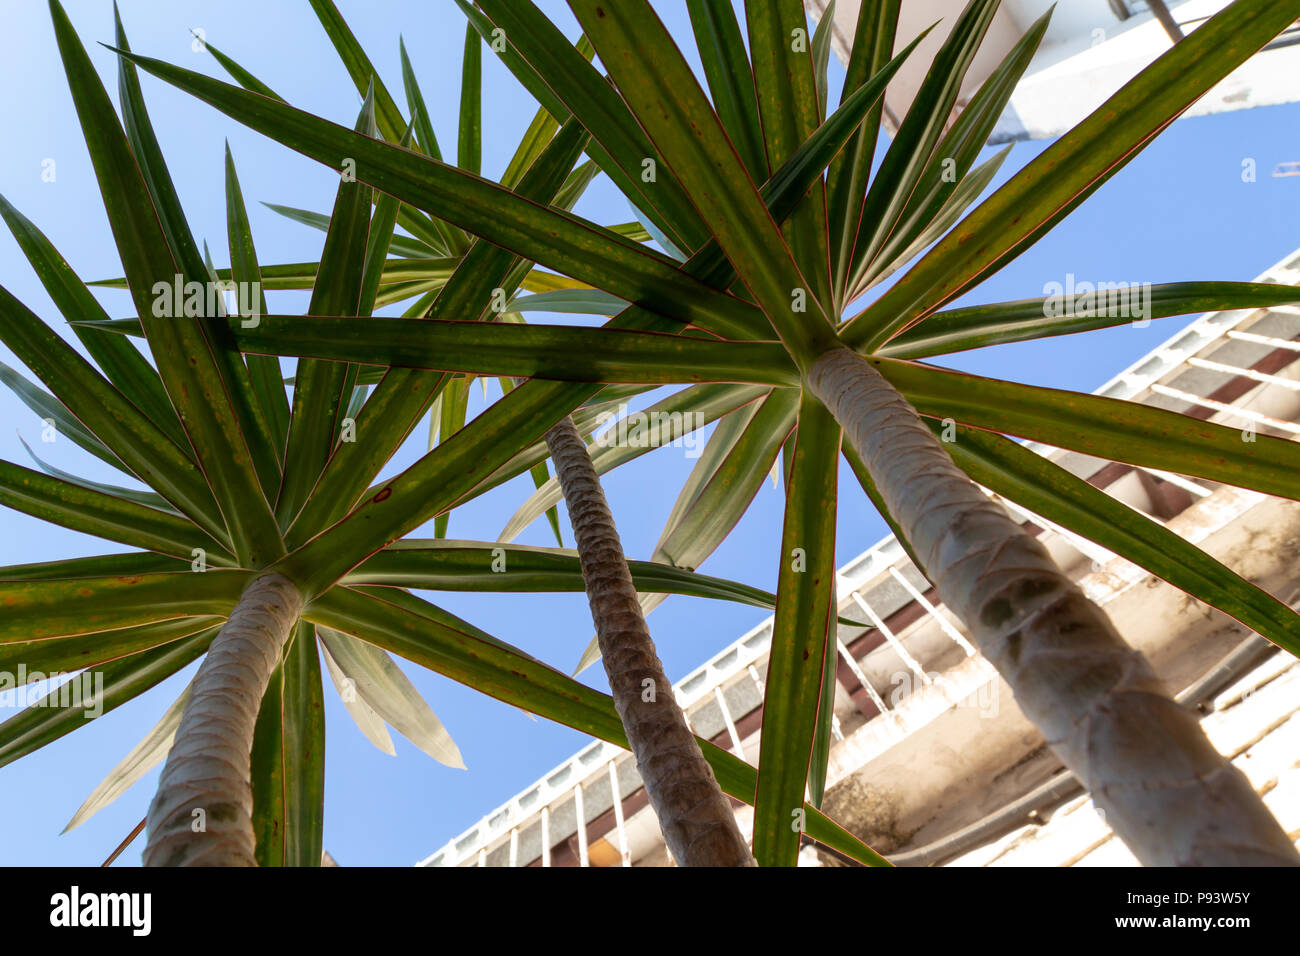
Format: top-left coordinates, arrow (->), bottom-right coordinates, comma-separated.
0,1 -> 1296,866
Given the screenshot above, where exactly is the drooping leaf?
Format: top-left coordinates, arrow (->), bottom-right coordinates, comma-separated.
305,585 -> 887,865
16,435 -> 172,511
61,681 -> 191,832
318,627 -> 464,768
500,383 -> 767,540
320,636 -> 395,755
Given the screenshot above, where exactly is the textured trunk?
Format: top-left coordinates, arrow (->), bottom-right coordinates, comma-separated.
546,417 -> 755,866
807,347 -> 1298,866
143,574 -> 302,866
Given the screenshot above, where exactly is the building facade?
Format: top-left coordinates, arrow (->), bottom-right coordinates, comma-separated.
807,0 -> 1300,144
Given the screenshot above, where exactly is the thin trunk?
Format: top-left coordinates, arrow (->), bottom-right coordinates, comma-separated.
807,346 -> 1298,866
546,416 -> 755,866
143,573 -> 302,866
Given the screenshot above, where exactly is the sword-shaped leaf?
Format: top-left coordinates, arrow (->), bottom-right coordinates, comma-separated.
275,90 -> 377,529
250,621 -> 325,866
263,202 -> 436,259
827,0 -> 900,289
0,616 -> 219,677
284,121 -> 592,547
231,314 -> 798,386
16,435 -> 172,511
0,629 -> 211,780
306,0 -> 406,140
225,145 -> 290,453
744,0 -> 833,309
470,0 -> 709,254
844,0 -> 1002,296
0,551 -> 188,582
0,358 -> 123,473
0,194 -> 183,443
881,282 -> 1300,359
0,570 -> 248,643
687,0 -> 767,178
346,539 -> 783,615
0,460 -> 229,561
0,286 -> 226,542
877,356 -> 1300,502
500,383 -> 767,540
852,10 -> 1051,298
752,395 -> 841,866
114,8 -> 283,504
113,45 -> 766,341
53,1 -> 280,564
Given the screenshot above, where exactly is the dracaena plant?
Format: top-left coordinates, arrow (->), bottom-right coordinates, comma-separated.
0,0 -> 884,868
106,0 -> 1300,867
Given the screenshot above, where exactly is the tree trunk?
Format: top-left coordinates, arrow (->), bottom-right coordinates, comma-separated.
143,573 -> 302,866
807,346 -> 1298,866
546,416 -> 755,866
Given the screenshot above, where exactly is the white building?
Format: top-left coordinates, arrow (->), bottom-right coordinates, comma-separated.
808,0 -> 1300,146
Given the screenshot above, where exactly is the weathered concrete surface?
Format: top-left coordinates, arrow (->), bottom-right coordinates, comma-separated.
819,490 -> 1300,864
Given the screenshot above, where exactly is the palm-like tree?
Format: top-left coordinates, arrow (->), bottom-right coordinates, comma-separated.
0,1 -> 850,866
117,0 -> 1300,866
